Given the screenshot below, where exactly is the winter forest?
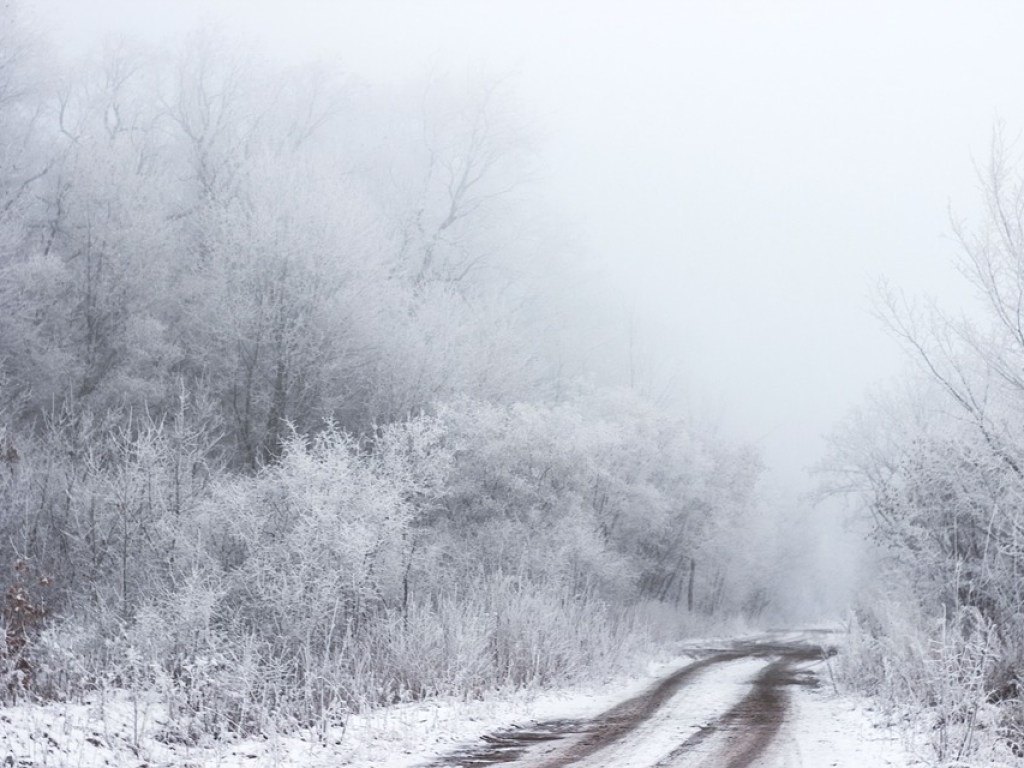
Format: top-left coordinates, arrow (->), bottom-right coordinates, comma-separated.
4,2 -> 1024,767
0,1 -> 782,742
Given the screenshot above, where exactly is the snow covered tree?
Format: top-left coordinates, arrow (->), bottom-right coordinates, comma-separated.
821,135 -> 1024,755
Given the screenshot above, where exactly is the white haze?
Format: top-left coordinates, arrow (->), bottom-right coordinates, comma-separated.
32,0 -> 1020,486
27,0 -> 1024,617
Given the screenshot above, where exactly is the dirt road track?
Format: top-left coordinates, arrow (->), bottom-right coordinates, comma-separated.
651,642 -> 825,768
430,634 -> 835,768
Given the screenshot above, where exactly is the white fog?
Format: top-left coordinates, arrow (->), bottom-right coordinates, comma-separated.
1,1 -> 1023,765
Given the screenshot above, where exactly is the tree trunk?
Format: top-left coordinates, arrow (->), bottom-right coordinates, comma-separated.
687,558 -> 696,613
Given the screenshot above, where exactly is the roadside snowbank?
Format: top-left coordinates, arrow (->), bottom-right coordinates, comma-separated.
775,681 -> 923,767
0,653 -> 695,768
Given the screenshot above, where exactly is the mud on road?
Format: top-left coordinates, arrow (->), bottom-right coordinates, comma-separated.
429,635 -> 836,768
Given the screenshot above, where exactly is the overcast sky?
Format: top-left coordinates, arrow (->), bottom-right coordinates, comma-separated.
31,0 -> 1024,490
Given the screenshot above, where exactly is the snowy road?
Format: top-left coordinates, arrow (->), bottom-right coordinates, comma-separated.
431,632 -> 914,768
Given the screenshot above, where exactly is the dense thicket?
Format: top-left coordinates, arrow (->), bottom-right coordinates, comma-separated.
0,8 -> 772,736
822,138 -> 1024,760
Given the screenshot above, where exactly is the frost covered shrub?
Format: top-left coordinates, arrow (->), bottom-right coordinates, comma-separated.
344,574 -> 644,708
842,601 -> 1002,763
206,419 -> 448,645
479,574 -> 641,687
151,404 -> 673,725
0,399 -> 219,620
183,412 -> 650,720
1,391 -> 761,735
0,399 -> 221,699
150,418 -> 453,727
432,398 -> 637,596
826,393 -> 1024,761
429,393 -> 762,614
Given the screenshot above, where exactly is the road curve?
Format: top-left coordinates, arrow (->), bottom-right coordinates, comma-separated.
429,633 -> 835,768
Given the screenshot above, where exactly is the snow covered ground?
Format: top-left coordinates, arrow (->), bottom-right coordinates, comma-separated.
0,653 -> 700,768
758,665 -> 921,767
0,633 -> 944,767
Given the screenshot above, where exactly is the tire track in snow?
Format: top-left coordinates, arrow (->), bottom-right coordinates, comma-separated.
430,635 -> 834,768
652,645 -> 824,768
558,656 -> 771,768
430,651 -> 749,767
